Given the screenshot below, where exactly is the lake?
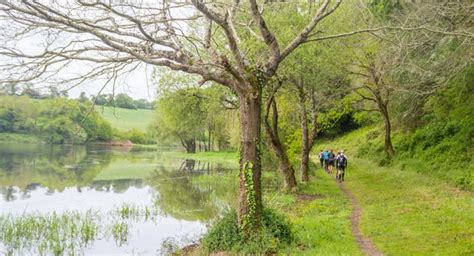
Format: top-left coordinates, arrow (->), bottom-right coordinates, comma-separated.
0,142 -> 238,255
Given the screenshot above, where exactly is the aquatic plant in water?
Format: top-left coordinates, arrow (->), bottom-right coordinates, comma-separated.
0,204 -> 161,255
0,210 -> 99,256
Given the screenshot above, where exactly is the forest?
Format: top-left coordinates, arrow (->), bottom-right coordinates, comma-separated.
0,1 -> 472,255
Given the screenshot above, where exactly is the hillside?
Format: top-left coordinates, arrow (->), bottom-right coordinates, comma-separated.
0,96 -> 112,144
317,125 -> 473,191
315,129 -> 473,254
96,106 -> 155,131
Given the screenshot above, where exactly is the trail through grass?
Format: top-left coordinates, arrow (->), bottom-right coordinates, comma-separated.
318,131 -> 474,255
345,158 -> 474,255
267,169 -> 362,255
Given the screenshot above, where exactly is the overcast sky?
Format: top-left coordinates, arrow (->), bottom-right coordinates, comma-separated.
67,64 -> 157,101
0,31 -> 158,100
0,1 -> 196,101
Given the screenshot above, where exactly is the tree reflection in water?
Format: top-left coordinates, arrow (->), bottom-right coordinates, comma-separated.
0,144 -> 238,254
149,162 -> 218,222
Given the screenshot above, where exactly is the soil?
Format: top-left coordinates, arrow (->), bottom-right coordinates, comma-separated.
337,181 -> 384,256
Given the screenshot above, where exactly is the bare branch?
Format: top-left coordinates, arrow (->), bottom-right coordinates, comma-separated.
279,0 -> 342,63
249,0 -> 280,71
306,26 -> 474,43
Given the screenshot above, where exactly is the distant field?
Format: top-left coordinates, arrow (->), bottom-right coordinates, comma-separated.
96,106 -> 155,131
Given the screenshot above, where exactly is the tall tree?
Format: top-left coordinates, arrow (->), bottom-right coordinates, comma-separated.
263,81 -> 297,190
156,88 -> 206,153
350,52 -> 395,157
114,93 -> 137,109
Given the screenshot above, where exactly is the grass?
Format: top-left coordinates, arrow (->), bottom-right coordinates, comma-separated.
347,158 -> 474,255
318,130 -> 474,255
189,162 -> 362,255
96,106 -> 155,131
0,133 -> 43,144
268,170 -> 362,255
0,204 -> 163,255
0,211 -> 99,255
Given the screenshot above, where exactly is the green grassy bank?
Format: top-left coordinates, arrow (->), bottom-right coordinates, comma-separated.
183,151 -> 361,255
318,129 -> 474,255
0,133 -> 43,144
269,170 -> 362,255
96,106 -> 154,131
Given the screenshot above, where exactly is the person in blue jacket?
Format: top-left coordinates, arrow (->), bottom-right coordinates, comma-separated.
322,149 -> 330,172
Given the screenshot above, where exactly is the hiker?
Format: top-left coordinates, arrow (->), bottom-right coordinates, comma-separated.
318,150 -> 324,168
335,150 -> 348,182
322,149 -> 330,172
327,149 -> 336,174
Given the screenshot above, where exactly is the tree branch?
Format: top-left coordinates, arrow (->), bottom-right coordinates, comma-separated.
279,0 -> 342,63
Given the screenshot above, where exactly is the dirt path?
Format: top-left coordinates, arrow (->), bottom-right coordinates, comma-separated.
337,181 -> 384,256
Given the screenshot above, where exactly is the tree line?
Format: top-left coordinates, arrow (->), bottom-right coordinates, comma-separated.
88,93 -> 155,110
1,84 -> 154,111
0,96 -> 112,144
153,70 -> 238,153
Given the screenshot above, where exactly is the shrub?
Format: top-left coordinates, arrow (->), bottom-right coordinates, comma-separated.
202,210 -> 240,252
127,129 -> 146,144
202,208 -> 293,254
456,170 -> 473,191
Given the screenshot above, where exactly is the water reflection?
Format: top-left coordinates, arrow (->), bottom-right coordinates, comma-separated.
150,166 -> 218,222
0,142 -> 237,255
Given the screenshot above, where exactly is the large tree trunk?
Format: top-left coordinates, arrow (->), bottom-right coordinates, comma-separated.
181,139 -> 196,153
237,90 -> 263,235
296,83 -> 318,182
264,98 -> 297,190
300,118 -> 310,182
208,129 -> 212,151
380,103 -> 395,157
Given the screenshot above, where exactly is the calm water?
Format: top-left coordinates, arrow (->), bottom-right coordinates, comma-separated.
0,143 -> 237,255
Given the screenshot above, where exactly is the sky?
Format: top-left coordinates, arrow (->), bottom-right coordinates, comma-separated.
0,1 -> 196,101
0,30 -> 159,100
67,65 -> 157,101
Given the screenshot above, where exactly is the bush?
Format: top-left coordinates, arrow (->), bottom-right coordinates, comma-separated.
456,169 -> 473,191
202,208 -> 293,254
202,210 -> 240,252
0,96 -> 114,144
127,129 -> 146,144
354,118 -> 472,190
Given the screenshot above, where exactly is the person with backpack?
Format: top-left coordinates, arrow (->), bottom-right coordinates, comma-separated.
335,150 -> 348,182
327,149 -> 335,174
318,150 -> 324,169
322,149 -> 330,172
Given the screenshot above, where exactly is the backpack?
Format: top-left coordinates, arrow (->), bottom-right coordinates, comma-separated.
328,153 -> 335,161
337,155 -> 347,167
323,151 -> 329,160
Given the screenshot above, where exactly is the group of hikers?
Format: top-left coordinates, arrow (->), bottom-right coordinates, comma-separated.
318,149 -> 348,183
